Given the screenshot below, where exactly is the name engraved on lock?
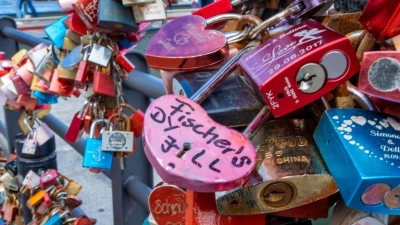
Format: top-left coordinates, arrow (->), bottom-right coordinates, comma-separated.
143,95 -> 256,192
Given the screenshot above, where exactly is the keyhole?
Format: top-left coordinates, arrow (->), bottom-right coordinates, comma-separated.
176,143 -> 192,158
85,84 -> 89,91
264,191 -> 286,203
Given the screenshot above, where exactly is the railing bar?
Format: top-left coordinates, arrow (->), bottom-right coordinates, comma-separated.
125,176 -> 152,213
0,120 -> 7,141
1,26 -> 51,47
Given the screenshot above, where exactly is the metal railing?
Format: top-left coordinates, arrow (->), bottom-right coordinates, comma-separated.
0,16 -> 165,225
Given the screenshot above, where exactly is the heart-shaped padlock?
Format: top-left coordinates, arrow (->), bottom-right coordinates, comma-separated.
145,15 -> 229,71
143,94 -> 256,192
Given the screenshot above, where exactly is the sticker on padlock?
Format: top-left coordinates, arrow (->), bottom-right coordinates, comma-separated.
215,119 -> 338,215
22,130 -> 38,155
314,108 -> 400,214
358,51 -> 400,104
239,19 -> 360,117
101,113 -> 134,152
83,119 -> 113,170
172,69 -> 264,127
145,15 -> 229,71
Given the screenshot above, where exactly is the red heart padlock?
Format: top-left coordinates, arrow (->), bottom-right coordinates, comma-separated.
143,94 -> 256,192
146,15 -> 229,71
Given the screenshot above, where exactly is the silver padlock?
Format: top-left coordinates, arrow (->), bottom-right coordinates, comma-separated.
34,52 -> 56,84
80,83 -> 95,99
22,170 -> 41,189
4,176 -> 19,192
87,44 -> 112,67
27,44 -> 48,68
132,0 -> 167,23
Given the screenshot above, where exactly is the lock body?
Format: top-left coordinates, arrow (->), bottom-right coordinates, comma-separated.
97,0 -> 138,32
314,108 -> 400,214
132,0 -> 167,23
359,0 -> 400,41
239,19 -> 360,117
172,70 -> 264,127
358,51 -> 400,103
216,119 -> 337,215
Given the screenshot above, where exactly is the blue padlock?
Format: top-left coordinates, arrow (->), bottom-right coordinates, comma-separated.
83,119 -> 113,170
97,0 -> 138,32
314,108 -> 400,214
44,16 -> 68,50
44,210 -> 69,225
33,91 -> 58,105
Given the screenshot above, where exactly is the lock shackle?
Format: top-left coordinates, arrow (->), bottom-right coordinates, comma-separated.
89,119 -> 108,139
78,100 -> 90,118
118,103 -> 137,113
205,13 -> 242,27
249,5 -> 301,40
24,116 -> 35,134
347,83 -> 377,111
236,14 -> 270,42
106,113 -> 130,131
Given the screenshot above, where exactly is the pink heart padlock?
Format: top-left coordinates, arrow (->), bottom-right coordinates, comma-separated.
145,15 -> 229,71
143,95 -> 256,192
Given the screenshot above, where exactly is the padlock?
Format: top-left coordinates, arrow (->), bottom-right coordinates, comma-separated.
102,113 -> 134,152
17,94 -> 38,111
60,45 -> 83,71
215,118 -> 337,215
80,83 -> 95,99
27,189 -> 45,209
74,47 -> 89,89
34,52 -> 56,85
30,76 -> 48,93
145,15 -> 230,71
82,119 -> 113,170
27,43 -> 48,68
148,183 -> 186,225
132,0 -> 167,23
3,195 -> 18,222
62,37 -> 79,51
119,103 -> 144,138
49,69 -> 74,97
239,19 -> 360,117
33,91 -> 58,105
17,63 -> 34,86
314,108 -> 400,214
186,190 -> 266,225
11,49 -> 28,67
11,74 -> 30,95
5,160 -> 17,177
87,43 -> 112,68
44,16 -> 68,50
68,12 -> 86,37
97,0 -> 138,32
39,170 -> 58,190
44,210 -> 70,225
93,67 -> 115,97
1,76 -> 18,100
4,176 -> 19,192
172,69 -> 264,127
22,128 -> 38,156
65,101 -> 89,143
358,51 -> 400,104
359,0 -> 400,41
115,54 -> 135,73
72,0 -> 99,30
192,0 -> 242,19
65,30 -> 81,45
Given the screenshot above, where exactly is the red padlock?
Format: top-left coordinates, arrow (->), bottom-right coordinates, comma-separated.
65,101 -> 89,143
239,19 -> 360,117
115,54 -> 135,73
49,69 -> 74,97
17,94 -> 37,111
93,69 -> 115,97
68,12 -> 87,36
72,0 -> 99,30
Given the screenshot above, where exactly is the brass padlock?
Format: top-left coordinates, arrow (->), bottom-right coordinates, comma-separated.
215,119 -> 338,215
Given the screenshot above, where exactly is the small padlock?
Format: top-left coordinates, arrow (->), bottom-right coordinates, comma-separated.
60,45 -> 83,71
314,108 -> 400,214
17,94 -> 38,111
132,0 -> 167,23
57,172 -> 82,196
3,195 -> 18,222
11,74 -> 30,95
62,37 -> 79,51
68,12 -> 87,36
34,52 -> 56,85
49,68 -> 74,97
119,103 -> 144,138
74,46 -> 89,89
172,69 -> 264,127
17,63 -> 34,86
39,170 -> 58,190
102,113 -> 134,152
4,176 -> 19,192
65,101 -> 89,143
44,16 -> 68,50
97,0 -> 138,32
32,91 -> 58,105
27,189 -> 45,209
93,67 -> 115,97
5,160 -> 17,177
87,43 -> 112,68
82,119 -> 113,170
44,210 -> 70,225
26,43 -> 48,68
115,54 -> 135,73
11,49 -> 28,67
22,129 -> 38,156
72,0 -> 99,29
